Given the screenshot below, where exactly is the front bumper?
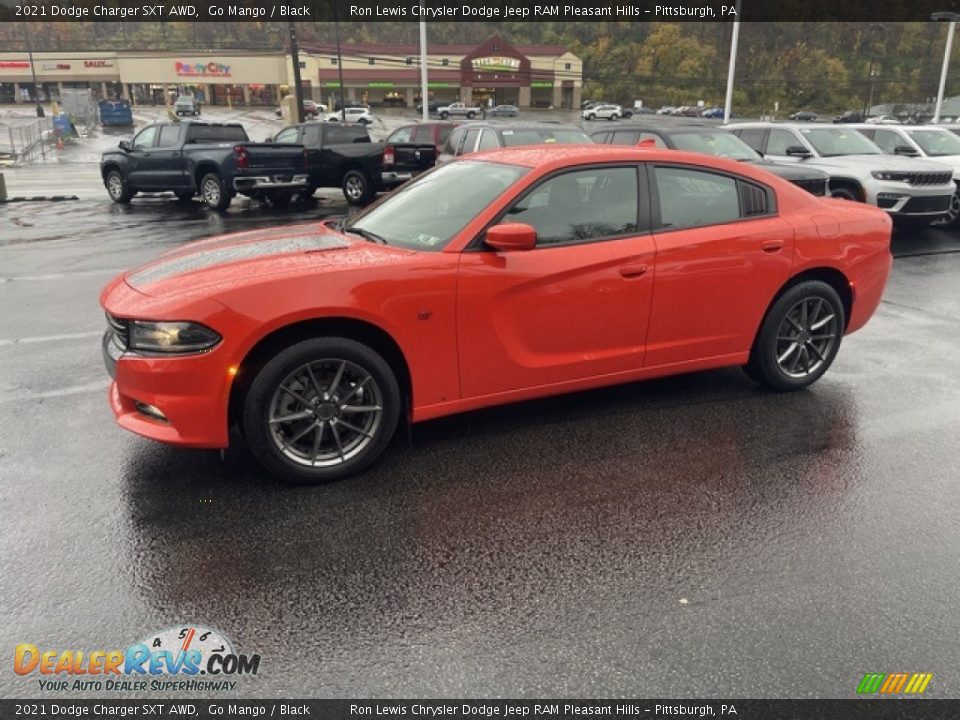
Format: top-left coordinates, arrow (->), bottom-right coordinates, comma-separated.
233,174 -> 310,193
865,181 -> 954,216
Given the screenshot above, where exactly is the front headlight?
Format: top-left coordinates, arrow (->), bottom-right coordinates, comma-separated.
872,170 -> 904,181
129,321 -> 221,354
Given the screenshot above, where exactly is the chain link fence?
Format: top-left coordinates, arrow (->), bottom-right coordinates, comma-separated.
0,117 -> 54,166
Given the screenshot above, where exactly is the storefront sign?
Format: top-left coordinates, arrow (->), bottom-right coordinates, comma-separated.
427,82 -> 452,88
368,82 -> 394,88
84,60 -> 114,68
530,81 -> 554,88
175,61 -> 231,78
0,61 -> 30,69
40,63 -> 72,71
324,81 -> 342,87
472,56 -> 521,72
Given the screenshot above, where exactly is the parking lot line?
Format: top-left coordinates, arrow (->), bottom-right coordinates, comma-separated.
0,330 -> 102,346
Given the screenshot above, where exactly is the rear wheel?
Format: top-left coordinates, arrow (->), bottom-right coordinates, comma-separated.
342,170 -> 373,205
609,113 -> 619,121
199,172 -> 232,211
242,338 -> 401,484
440,111 -> 449,120
105,170 -> 134,204
745,280 -> 845,391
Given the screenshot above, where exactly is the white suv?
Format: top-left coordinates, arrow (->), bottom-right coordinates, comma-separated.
582,104 -> 624,121
847,123 -> 960,227
325,107 -> 374,125
727,122 -> 955,224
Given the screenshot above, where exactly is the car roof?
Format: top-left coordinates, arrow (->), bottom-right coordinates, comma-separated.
456,121 -> 584,131
589,123 -> 724,135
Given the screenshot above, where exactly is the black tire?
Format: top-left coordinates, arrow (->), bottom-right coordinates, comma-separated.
241,337 -> 402,484
746,280 -> 846,391
174,191 -> 194,202
342,169 -> 373,205
587,113 -> 596,121
440,111 -> 449,120
467,111 -> 476,119
105,169 -> 134,204
609,113 -> 619,121
199,172 -> 232,211
267,191 -> 292,208
829,185 -> 861,202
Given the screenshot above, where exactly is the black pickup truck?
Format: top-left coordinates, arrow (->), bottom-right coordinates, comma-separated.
268,122 -> 435,205
100,121 -> 311,210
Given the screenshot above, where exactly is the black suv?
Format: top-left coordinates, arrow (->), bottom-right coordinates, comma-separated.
438,121 -> 592,164
589,123 -> 829,196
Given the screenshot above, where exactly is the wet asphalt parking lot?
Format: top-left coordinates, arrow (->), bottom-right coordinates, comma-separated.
2,109 -> 960,700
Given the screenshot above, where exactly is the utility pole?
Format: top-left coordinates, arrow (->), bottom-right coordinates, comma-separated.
289,21 -> 305,124
334,0 -> 346,121
932,13 -> 960,123
722,0 -> 741,124
22,23 -> 44,118
420,10 -> 429,121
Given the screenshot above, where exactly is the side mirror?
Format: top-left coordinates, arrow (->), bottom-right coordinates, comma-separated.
785,145 -> 812,158
118,140 -> 131,152
894,145 -> 918,156
264,137 -> 273,143
485,223 -> 537,252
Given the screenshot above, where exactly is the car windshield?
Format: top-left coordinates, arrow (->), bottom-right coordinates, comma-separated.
345,160 -> 528,251
799,128 -> 881,156
670,131 -> 760,161
906,129 -> 960,156
501,129 -> 591,146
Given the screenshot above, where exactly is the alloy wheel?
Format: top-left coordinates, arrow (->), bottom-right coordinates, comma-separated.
107,174 -> 124,200
267,359 -> 383,468
934,191 -> 960,226
344,176 -> 364,202
775,297 -> 839,379
202,178 -> 221,206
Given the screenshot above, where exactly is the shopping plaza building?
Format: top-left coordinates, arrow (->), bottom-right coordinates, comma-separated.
0,36 -> 582,109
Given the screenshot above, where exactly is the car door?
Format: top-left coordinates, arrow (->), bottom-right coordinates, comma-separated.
125,125 -> 160,188
456,164 -> 657,398
646,164 -> 795,366
152,124 -> 187,188
762,128 -> 809,163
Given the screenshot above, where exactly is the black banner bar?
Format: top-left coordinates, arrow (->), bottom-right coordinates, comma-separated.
4,0 -> 960,22
0,699 -> 955,719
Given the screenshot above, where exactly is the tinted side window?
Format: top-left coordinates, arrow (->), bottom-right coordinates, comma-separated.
591,132 -> 611,144
766,129 -> 800,156
302,125 -> 321,146
185,125 -> 248,143
477,129 -> 499,151
273,127 -> 300,144
156,125 -> 180,148
504,167 -> 639,247
389,126 -> 415,144
443,128 -> 463,154
438,125 -> 455,146
325,125 -> 369,144
413,125 -> 435,143
654,166 -> 740,230
611,130 -> 640,145
871,129 -> 902,154
736,128 -> 766,152
133,126 -> 158,149
458,129 -> 481,155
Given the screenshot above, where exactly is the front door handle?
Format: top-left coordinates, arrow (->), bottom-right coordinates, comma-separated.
762,239 -> 785,253
619,262 -> 648,278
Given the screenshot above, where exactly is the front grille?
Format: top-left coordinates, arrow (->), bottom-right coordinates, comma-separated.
791,177 -> 828,196
105,313 -> 128,350
910,171 -> 953,186
900,194 -> 952,214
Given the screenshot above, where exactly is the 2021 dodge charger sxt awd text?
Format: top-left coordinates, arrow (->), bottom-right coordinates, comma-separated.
101,145 -> 893,484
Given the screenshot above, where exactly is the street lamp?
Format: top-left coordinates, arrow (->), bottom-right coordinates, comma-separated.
932,12 -> 960,123
860,23 -> 885,121
21,23 -> 44,118
722,0 -> 741,124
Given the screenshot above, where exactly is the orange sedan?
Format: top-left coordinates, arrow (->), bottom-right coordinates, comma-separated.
100,145 -> 892,483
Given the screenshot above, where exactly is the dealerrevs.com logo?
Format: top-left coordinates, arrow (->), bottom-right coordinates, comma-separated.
14,626 -> 261,692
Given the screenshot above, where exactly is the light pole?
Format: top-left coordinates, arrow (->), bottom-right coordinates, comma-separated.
288,21 -> 305,124
722,0 -> 741,124
932,12 -> 960,123
333,0 -> 346,121
419,13 -> 429,122
861,23 -> 885,120
22,23 -> 44,118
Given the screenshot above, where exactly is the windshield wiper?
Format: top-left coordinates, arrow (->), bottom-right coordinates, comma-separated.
343,226 -> 388,245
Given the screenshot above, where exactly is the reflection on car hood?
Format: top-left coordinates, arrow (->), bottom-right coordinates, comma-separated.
124,223 -> 412,298
747,160 -> 828,182
809,154 -> 953,172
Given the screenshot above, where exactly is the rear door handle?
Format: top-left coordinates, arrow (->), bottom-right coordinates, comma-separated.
762,239 -> 785,253
619,262 -> 648,278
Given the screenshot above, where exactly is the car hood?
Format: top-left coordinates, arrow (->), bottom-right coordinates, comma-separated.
746,160 -> 827,181
917,153 -> 960,174
808,154 -> 952,172
123,223 -> 414,299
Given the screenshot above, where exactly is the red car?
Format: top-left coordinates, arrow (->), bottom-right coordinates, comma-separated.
100,146 -> 892,484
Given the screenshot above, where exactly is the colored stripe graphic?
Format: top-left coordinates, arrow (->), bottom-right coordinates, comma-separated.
857,673 -> 932,694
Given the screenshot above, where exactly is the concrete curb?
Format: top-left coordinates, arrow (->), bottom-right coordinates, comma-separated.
0,196 -> 80,203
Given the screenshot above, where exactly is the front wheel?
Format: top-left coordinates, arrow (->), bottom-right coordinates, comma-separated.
199,172 -> 232,211
242,338 -> 402,484
745,280 -> 845,391
105,170 -> 134,204
609,114 -> 619,121
342,170 -> 372,205
587,113 -> 596,121
439,111 -> 449,120
829,186 -> 861,202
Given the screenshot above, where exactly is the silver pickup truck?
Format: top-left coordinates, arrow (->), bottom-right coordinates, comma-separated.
437,102 -> 484,120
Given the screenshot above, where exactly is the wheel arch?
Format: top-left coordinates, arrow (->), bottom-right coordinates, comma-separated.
101,162 -> 124,181
193,161 -> 222,190
761,267 -> 854,340
827,177 -> 866,201
228,317 -> 413,429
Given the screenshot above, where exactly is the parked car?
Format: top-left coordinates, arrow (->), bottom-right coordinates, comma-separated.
416,101 -> 441,114
438,121 -> 592,164
589,124 -> 830,196
676,106 -> 703,117
848,123 -> 960,227
99,98 -> 134,127
100,121 -> 310,210
727,122 -> 956,224
864,115 -> 901,125
382,122 -> 459,185
325,106 -> 374,125
788,110 -> 818,122
269,121 -> 432,205
490,104 -> 519,118
581,103 -> 627,121
173,95 -> 200,117
100,144 -> 893,484
656,106 -> 676,115
833,110 -> 865,124
274,99 -> 327,119
700,107 -> 729,119
437,101 -> 485,120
